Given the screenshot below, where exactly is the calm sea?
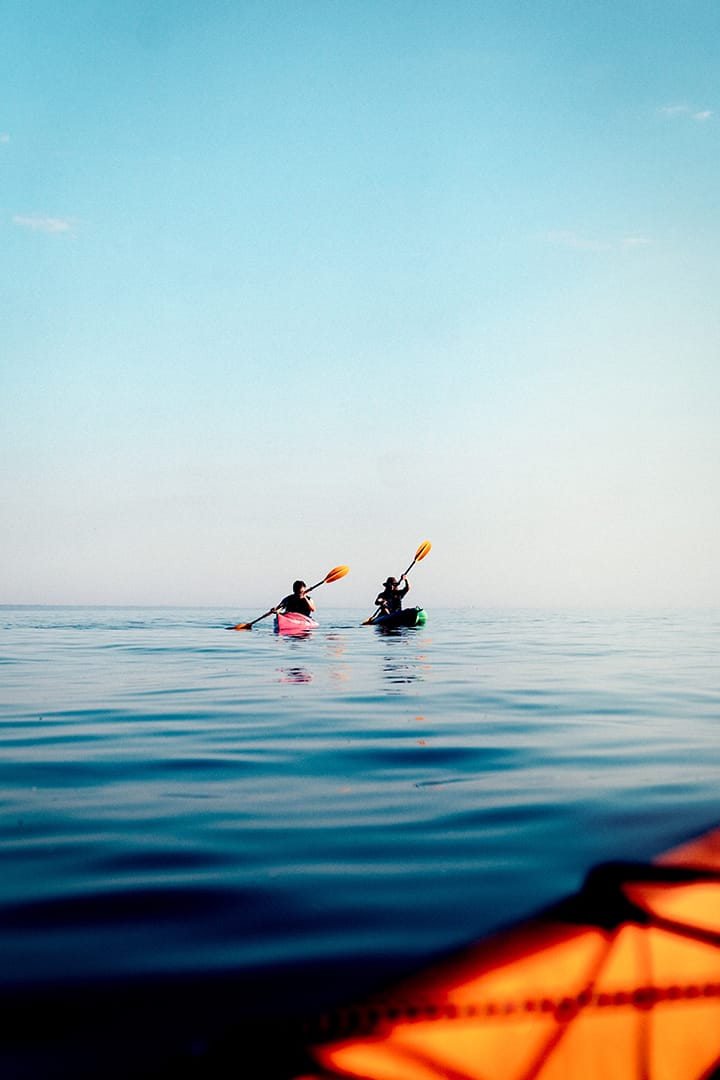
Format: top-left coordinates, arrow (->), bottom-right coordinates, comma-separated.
2,605 -> 719,1077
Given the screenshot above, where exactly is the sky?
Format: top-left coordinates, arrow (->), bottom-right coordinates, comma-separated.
2,0 -> 719,609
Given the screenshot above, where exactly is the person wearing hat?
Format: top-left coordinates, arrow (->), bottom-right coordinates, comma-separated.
374,573 -> 410,617
274,580 -> 316,617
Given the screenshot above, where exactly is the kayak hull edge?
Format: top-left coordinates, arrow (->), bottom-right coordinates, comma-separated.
371,606 -> 427,629
274,612 -> 319,633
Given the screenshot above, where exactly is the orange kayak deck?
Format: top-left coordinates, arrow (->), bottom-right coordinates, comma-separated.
297,824 -> 720,1080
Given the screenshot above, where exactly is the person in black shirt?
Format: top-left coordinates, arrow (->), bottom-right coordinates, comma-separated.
274,580 -> 316,617
375,574 -> 410,616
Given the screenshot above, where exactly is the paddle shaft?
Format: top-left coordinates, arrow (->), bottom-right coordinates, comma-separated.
228,608 -> 275,630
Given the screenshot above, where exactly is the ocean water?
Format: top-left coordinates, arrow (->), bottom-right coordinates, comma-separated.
2,605 -> 719,1077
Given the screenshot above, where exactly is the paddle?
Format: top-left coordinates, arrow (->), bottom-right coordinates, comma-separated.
362,541 -> 432,625
227,565 -> 350,630
305,565 -> 350,594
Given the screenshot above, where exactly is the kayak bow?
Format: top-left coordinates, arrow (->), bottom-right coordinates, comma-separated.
297,821 -> 720,1080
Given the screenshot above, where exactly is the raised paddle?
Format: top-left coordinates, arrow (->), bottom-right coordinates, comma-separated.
304,565 -> 350,594
362,541 -> 432,625
227,565 -> 350,630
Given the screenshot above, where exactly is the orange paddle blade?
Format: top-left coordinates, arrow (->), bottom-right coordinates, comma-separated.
324,565 -> 350,583
415,540 -> 432,562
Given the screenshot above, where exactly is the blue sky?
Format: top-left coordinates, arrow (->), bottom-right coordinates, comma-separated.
2,1 -> 719,608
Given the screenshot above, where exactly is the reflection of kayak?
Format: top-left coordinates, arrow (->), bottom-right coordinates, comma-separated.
298,823 -> 720,1080
274,612 -> 319,633
371,606 -> 427,629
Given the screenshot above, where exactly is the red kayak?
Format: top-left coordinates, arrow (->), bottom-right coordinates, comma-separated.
274,612 -> 319,634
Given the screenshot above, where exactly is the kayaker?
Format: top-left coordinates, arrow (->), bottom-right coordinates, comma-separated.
375,574 -> 410,616
274,580 -> 316,617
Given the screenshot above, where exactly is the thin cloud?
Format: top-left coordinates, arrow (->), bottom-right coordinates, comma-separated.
660,104 -> 690,117
540,231 -> 650,253
659,103 -> 713,122
13,214 -> 74,234
541,230 -> 610,252
0,133 -> 9,143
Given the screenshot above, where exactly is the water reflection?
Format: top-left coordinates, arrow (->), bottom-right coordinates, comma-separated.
275,632 -> 314,683
324,633 -> 350,682
382,656 -> 420,685
324,633 -> 347,656
380,632 -> 433,689
278,667 -> 313,684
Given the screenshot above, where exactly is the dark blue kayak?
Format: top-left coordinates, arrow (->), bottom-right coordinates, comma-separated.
370,606 -> 427,629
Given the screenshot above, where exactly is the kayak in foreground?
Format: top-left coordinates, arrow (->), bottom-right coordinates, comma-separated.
274,611 -> 319,634
370,606 -> 427,629
296,823 -> 720,1080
